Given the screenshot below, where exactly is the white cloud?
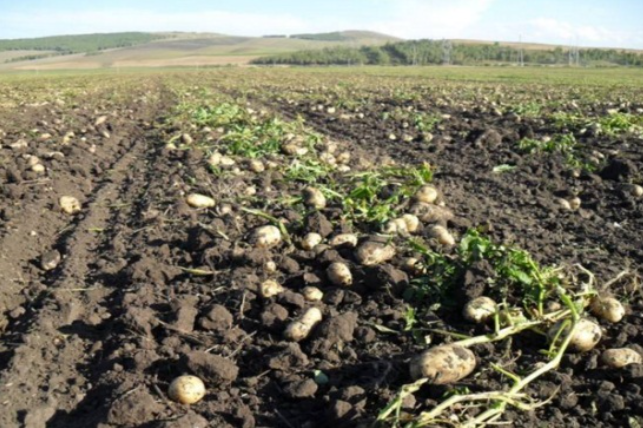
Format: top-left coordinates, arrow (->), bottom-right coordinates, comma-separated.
369,0 -> 496,39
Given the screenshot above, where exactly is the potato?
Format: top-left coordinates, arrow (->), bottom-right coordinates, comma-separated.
284,307 -> 323,341
409,203 -> 453,224
590,296 -> 625,323
32,163 -> 46,173
429,225 -> 455,246
548,318 -> 602,352
329,233 -> 358,248
463,297 -> 497,324
260,279 -> 285,298
335,151 -> 351,164
401,214 -> 421,233
263,260 -> 277,274
601,348 -> 643,369
627,184 -> 643,197
382,218 -> 408,236
168,375 -> 206,404
60,196 -> 81,214
400,257 -> 422,274
556,198 -> 572,211
303,187 -> 326,209
301,232 -> 323,251
414,185 -> 439,204
186,193 -> 215,208
247,159 -> 265,173
249,225 -> 282,249
569,197 -> 581,211
409,345 -> 476,384
302,286 -> 323,302
327,262 -> 353,286
355,241 -> 396,266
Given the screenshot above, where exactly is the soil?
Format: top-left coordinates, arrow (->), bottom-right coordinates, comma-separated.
0,71 -> 641,428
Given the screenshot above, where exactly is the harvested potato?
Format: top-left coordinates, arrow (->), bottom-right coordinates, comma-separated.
414,185 -> 439,204
569,197 -> 581,211
601,348 -> 643,368
548,318 -> 602,352
410,345 -> 476,384
556,198 -> 572,211
382,218 -> 408,235
429,225 -> 455,246
327,262 -> 353,286
355,241 -> 396,266
168,375 -> 206,404
335,151 -> 351,164
249,225 -> 282,249
186,193 -> 215,208
409,203 -> 454,223
401,214 -> 421,233
260,279 -> 285,298
301,232 -> 323,251
284,307 -> 323,341
302,286 -> 323,302
32,163 -> 46,173
60,196 -> 81,214
247,159 -> 265,173
463,297 -> 497,323
303,187 -> 326,209
590,296 -> 625,323
263,260 -> 277,274
329,233 -> 358,248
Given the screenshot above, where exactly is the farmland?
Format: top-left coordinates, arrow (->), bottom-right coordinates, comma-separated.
0,66 -> 642,427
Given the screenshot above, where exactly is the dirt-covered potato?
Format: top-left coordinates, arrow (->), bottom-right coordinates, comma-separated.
303,187 -> 326,209
168,375 -> 206,404
260,279 -> 285,298
249,225 -> 282,249
429,225 -> 455,246
409,344 -> 476,384
548,318 -> 602,352
590,296 -> 625,323
59,196 -> 81,214
409,203 -> 454,224
186,193 -> 216,208
355,241 -> 396,266
301,232 -> 323,251
302,286 -> 323,302
401,214 -> 421,233
383,218 -> 408,235
600,348 -> 643,368
284,307 -> 323,341
326,262 -> 353,286
414,185 -> 439,204
463,297 -> 497,323
329,233 -> 358,248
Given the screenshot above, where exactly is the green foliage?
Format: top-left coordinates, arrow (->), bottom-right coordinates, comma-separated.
290,32 -> 349,42
0,32 -> 163,54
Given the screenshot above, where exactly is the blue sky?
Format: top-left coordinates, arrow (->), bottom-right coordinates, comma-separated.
1,0 -> 642,48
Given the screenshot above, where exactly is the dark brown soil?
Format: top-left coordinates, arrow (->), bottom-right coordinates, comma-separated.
0,71 -> 641,428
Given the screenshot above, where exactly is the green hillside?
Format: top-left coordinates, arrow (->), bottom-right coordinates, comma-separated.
0,32 -> 165,54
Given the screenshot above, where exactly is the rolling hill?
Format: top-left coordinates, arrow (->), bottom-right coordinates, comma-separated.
0,31 -> 400,71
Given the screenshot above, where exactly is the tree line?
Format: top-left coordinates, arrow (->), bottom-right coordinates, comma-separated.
252,40 -> 643,67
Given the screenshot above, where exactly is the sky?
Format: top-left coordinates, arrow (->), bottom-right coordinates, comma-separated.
0,0 -> 642,49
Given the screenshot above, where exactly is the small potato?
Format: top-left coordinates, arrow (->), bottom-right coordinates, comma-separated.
414,185 -> 439,204
590,296 -> 625,323
601,348 -> 643,369
250,225 -> 282,249
186,193 -> 215,208
302,286 -> 323,302
335,151 -> 351,164
548,318 -> 602,352
327,262 -> 353,286
282,143 -> 300,156
301,232 -> 323,251
355,241 -> 396,266
263,260 -> 277,274
410,345 -> 476,384
303,187 -> 326,210
59,196 -> 81,214
569,197 -> 581,211
168,375 -> 206,404
329,233 -> 358,248
463,297 -> 497,324
32,163 -> 46,173
401,214 -> 421,233
400,257 -> 422,274
429,225 -> 455,246
260,279 -> 285,298
556,198 -> 572,211
284,307 -> 323,341
247,159 -> 265,173
629,184 -> 643,197
383,218 -> 408,236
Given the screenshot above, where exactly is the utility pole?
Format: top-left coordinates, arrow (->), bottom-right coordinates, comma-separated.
442,39 -> 452,65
